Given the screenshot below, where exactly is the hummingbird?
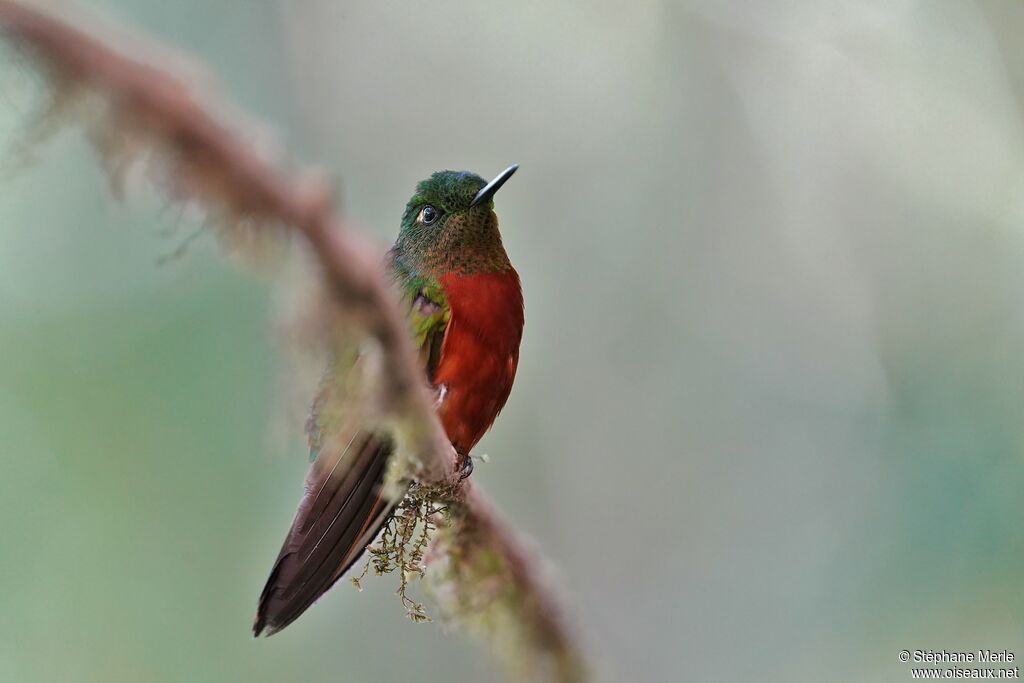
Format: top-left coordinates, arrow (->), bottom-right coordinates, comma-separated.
253,165 -> 524,636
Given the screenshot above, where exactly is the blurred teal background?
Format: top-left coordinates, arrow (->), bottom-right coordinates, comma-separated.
3,1 -> 1024,681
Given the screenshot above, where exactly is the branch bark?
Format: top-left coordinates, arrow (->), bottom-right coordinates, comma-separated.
0,2 -> 585,681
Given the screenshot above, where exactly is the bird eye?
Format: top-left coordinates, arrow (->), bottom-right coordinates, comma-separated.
419,205 -> 440,225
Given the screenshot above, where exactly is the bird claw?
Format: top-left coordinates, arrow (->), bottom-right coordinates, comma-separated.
434,384 -> 448,407
457,453 -> 474,480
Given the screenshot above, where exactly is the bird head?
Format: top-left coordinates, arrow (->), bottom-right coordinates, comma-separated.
393,165 -> 518,276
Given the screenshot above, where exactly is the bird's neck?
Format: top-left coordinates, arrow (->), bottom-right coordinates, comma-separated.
389,242 -> 512,286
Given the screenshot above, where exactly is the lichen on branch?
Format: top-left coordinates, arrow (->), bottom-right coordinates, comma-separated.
0,3 -> 586,681
350,480 -> 460,623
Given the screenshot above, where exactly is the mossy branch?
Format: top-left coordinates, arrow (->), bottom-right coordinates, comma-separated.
0,2 -> 585,681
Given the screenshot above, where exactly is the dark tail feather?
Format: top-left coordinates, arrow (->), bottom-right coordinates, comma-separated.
254,431 -> 400,636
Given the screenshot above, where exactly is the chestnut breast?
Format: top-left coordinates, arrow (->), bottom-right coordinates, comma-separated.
434,269 -> 524,454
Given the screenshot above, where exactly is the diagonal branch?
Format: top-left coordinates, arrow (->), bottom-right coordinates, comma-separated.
0,2 -> 585,681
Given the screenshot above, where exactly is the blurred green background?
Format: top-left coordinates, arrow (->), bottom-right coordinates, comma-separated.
3,1 -> 1024,681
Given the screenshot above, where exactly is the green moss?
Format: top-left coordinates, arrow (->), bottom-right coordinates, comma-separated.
350,480 -> 460,622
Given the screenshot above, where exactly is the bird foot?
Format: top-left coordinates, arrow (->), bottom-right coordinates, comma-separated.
457,453 -> 474,480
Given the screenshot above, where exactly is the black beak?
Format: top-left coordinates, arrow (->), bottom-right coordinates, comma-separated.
470,164 -> 519,208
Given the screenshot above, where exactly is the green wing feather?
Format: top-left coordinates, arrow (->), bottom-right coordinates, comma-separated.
403,276 -> 450,383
